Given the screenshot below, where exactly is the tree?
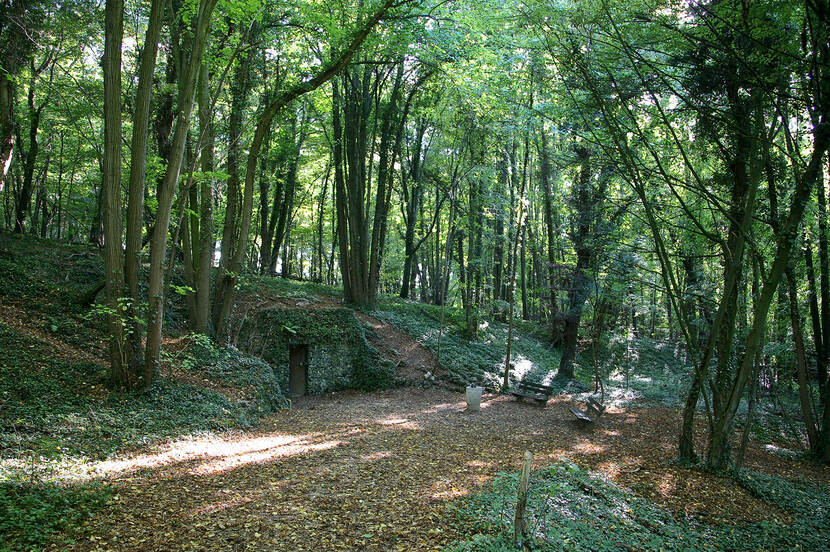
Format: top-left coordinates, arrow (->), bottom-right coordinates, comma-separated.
213,0 -> 419,335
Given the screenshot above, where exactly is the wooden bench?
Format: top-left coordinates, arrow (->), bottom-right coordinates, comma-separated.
511,381 -> 555,406
569,397 -> 606,422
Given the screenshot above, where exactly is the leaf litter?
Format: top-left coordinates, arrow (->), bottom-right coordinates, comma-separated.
48,388 -> 830,551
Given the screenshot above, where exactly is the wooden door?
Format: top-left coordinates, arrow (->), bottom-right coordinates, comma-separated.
288,345 -> 308,396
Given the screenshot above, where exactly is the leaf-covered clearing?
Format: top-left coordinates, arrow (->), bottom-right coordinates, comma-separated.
42,388 -> 830,551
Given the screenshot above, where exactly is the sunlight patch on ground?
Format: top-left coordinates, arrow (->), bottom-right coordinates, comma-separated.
512,355 -> 534,380
428,477 -> 472,500
0,455 -> 101,483
609,372 -> 652,384
596,458 -> 641,480
482,370 -> 504,388
480,397 -> 504,410
92,432 -> 339,478
189,439 -> 342,476
597,461 -> 622,478
361,451 -> 393,462
375,416 -> 421,430
763,443 -> 800,459
572,441 -> 606,454
603,387 -> 645,404
419,401 -> 467,415
657,472 -> 677,498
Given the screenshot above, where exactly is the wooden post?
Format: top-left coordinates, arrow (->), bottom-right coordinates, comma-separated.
513,450 -> 533,547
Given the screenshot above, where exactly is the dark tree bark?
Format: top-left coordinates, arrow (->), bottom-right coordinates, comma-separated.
557,146 -> 602,380
400,117 -> 428,298
13,54 -> 53,233
212,45 -> 251,335
123,0 -> 164,377
102,0 -> 127,387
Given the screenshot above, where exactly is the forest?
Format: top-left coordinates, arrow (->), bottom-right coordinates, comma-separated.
1,0 -> 830,550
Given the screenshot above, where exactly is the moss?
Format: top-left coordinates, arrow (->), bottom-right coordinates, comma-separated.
236,307 -> 393,394
170,333 -> 290,414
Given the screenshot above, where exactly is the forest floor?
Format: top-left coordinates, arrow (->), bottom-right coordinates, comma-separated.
46,387 -> 830,552
2,233 -> 829,551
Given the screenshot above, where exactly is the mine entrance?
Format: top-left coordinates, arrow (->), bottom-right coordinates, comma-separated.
288,345 -> 309,396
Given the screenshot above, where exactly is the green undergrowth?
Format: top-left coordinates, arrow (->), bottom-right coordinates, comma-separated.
0,481 -> 110,552
571,335 -> 694,408
0,232 -> 109,357
370,299 -> 563,388
0,322 -> 260,469
0,232 -> 103,317
447,461 -> 830,552
0,231 -> 194,339
164,333 -> 290,414
237,272 -> 342,301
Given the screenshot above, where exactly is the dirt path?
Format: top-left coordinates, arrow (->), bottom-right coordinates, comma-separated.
54,388 -> 830,552
354,311 -> 443,385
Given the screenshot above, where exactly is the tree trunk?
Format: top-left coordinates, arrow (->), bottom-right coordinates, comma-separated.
707,114 -> 829,470
818,175 -> 830,378
14,74 -> 46,234
400,118 -> 426,299
195,58 -> 214,333
556,147 -> 595,380
212,46 -> 251,337
0,70 -> 14,195
102,0 -> 128,387
124,0 -> 163,377
144,0 -> 218,383
539,132 -> 563,345
767,146 -> 819,450
805,238 -> 826,398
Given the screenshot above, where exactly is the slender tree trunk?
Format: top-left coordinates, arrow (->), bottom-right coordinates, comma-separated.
707,116 -> 829,470
102,0 -> 127,387
557,147 -> 595,380
195,59 -> 214,332
14,79 -> 45,234
493,155 -> 507,302
400,121 -> 426,299
0,71 -> 14,194
768,148 -> 819,450
805,237 -> 826,397
212,46 -> 251,336
788,268 -> 818,449
144,0 -> 218,383
818,176 -> 830,376
123,0 -> 163,377
539,132 -> 563,345
504,206 -> 527,389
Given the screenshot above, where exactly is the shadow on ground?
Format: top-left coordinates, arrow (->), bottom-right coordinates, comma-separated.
45,387 -> 830,552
